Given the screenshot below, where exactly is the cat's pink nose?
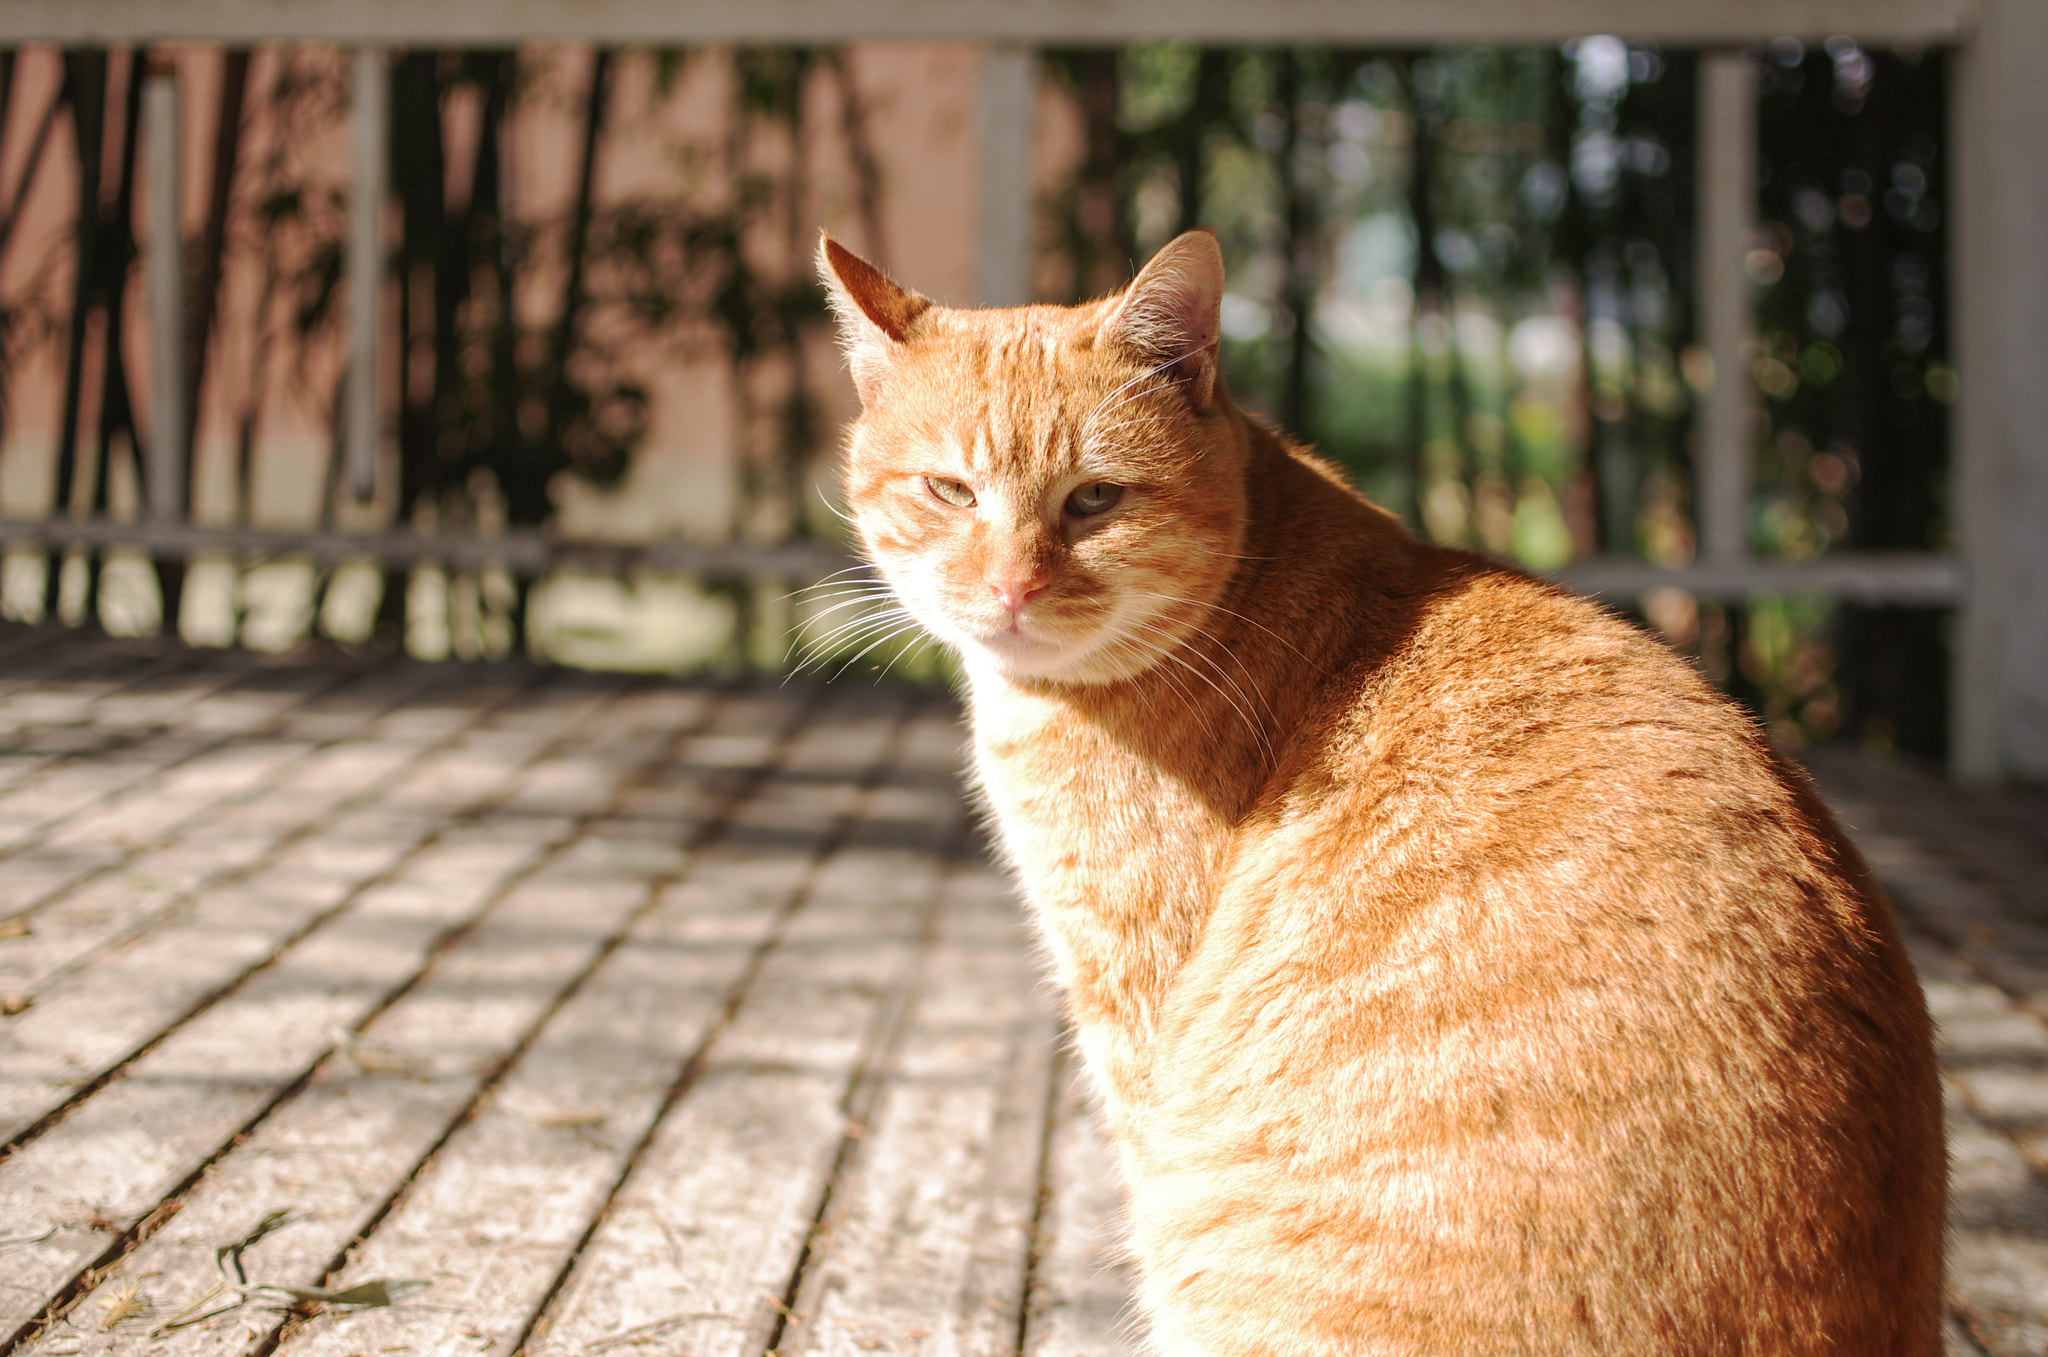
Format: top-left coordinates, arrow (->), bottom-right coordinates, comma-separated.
989,575 -> 1047,615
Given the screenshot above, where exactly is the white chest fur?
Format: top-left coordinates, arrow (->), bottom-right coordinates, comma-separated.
966,680 -> 1228,1111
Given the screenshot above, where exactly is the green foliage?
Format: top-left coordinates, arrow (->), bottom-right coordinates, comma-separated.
1054,39 -> 1950,758
0,39 -> 1953,726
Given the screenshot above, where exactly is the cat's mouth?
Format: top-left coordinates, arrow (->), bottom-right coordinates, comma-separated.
958,599 -> 1164,685
903,574 -> 1143,684
970,617 -> 1069,660
958,608 -> 1103,680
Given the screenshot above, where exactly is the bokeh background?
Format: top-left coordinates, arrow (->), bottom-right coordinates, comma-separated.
0,38 -> 1955,758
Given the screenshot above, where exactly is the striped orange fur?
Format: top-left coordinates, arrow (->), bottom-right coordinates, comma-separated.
819,229 -> 1944,1357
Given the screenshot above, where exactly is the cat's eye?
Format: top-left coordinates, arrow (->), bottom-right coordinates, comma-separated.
1065,482 -> 1124,517
924,476 -> 976,508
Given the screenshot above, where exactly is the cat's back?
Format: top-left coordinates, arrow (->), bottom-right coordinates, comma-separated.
1320,549 -> 1827,873
1185,541 -> 1933,1107
1135,548 -> 1945,1357
1224,531 -> 1865,913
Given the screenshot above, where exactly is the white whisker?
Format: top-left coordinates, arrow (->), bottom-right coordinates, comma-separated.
1133,589 -> 1314,667
828,618 -> 934,681
1116,613 -> 1274,760
1081,346 -> 1204,440
792,587 -> 902,620
792,592 -> 903,627
795,607 -> 919,658
813,481 -> 857,526
780,564 -> 890,604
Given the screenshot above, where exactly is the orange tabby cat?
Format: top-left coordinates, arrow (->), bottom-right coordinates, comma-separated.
818,229 -> 1943,1356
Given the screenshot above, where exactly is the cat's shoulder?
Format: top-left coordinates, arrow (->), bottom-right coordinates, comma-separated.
1315,543 -> 1768,791
1380,547 -> 1716,712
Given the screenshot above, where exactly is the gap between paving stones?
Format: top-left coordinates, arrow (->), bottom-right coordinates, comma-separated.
0,652 -> 448,946
1020,1037 -> 1139,1357
0,644 -> 289,811
0,646 -> 397,860
274,690 -> 925,1357
0,647 -> 260,800
765,815 -> 966,1357
1804,760 -> 2048,1357
0,668 -> 610,1160
0,657 -> 447,984
0,631 -> 188,707
0,650 -> 275,838
267,686 -> 842,1357
1015,1024 -> 1071,1357
0,659 -> 544,1007
0,678 -> 737,1354
777,852 -> 1059,1357
517,702 -> 963,1357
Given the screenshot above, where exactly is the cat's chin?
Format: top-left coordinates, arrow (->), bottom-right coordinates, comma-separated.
932,616 -> 1112,686
956,620 -> 1163,687
960,626 -> 1094,684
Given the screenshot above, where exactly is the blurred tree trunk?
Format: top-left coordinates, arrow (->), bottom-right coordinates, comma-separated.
1841,79 -> 1898,550
155,49 -> 247,630
0,71 -> 63,266
1276,50 -> 1316,441
1542,54 -> 1618,554
823,49 -> 889,268
81,52 -> 145,625
47,51 -> 108,619
392,51 -> 446,525
0,52 -> 14,477
185,49 -> 248,463
0,56 -> 32,256
89,51 -> 144,511
1048,50 -> 1130,301
528,45 -> 610,528
1401,54 -> 1471,541
1171,50 -> 1229,237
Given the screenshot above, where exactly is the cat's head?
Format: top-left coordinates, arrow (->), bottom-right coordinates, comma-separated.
818,230 -> 1250,686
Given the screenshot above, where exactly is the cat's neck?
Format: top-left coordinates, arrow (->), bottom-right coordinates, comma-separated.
960,415 -> 1426,1111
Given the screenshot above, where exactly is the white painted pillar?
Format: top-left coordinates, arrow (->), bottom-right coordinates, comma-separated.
976,43 -> 1036,308
1696,51 -> 1757,567
1950,0 -> 2048,782
144,57 -> 186,525
345,47 -> 388,503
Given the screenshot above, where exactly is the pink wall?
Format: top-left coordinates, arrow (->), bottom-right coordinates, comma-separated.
0,41 -> 993,541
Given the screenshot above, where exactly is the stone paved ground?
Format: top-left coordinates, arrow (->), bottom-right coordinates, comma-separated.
1805,748 -> 2048,1357
0,623 -> 2040,1357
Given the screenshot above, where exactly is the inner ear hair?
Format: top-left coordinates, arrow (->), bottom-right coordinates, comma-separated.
1103,229 -> 1224,411
818,234 -> 935,407
818,235 -> 931,342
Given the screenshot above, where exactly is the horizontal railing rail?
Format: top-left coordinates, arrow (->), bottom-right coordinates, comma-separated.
0,519 -> 859,578
0,518 -> 1964,607
1551,554 -> 1966,607
0,1 -> 1978,46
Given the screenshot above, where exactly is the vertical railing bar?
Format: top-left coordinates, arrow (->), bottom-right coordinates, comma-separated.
975,43 -> 1035,308
1696,50 -> 1756,567
143,55 -> 185,527
1948,35 -> 1997,780
345,46 -> 387,504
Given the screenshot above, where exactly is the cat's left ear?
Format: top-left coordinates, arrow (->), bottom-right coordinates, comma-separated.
818,233 -> 933,407
1100,229 -> 1224,412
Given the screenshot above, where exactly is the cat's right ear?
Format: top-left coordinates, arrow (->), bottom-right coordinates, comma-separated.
818,234 -> 932,407
1100,229 -> 1225,412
